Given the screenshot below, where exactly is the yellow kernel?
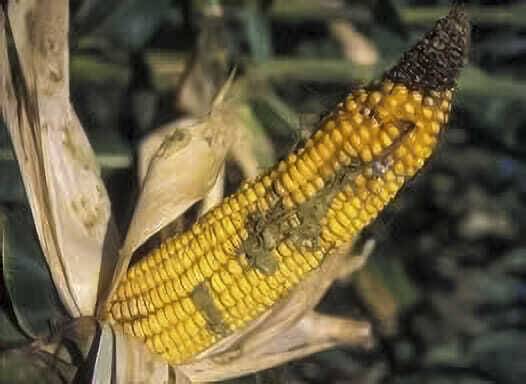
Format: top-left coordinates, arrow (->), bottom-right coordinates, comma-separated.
346,98 -> 358,111
371,141 -> 383,156
149,315 -> 162,334
322,133 -> 336,151
284,167 -> 300,186
300,182 -> 315,199
352,113 -> 364,126
411,91 -> 423,103
227,260 -> 243,275
335,210 -> 351,228
337,150 -> 352,166
281,172 -> 297,191
368,91 -> 382,106
150,289 -> 163,308
152,334 -> 164,353
360,148 -> 373,162
296,158 -> 314,177
181,275 -> 193,292
199,258 -> 214,278
320,119 -> 335,133
386,124 -> 400,139
316,143 -> 332,161
282,196 -> 294,209
111,303 -> 122,320
144,296 -> 156,313
343,203 -> 357,218
123,323 -> 133,335
350,133 -> 361,149
254,182 -> 266,197
313,177 -> 325,190
359,127 -> 370,142
339,120 -> 353,136
422,107 -> 433,119
343,141 -> 358,157
132,321 -> 145,339
277,242 -> 292,257
380,132 -> 392,147
181,298 -> 195,315
330,128 -> 344,145
395,146 -> 407,158
394,162 -> 405,176
292,189 -> 306,205
354,174 -> 366,187
381,80 -> 393,91
219,290 -> 236,308
430,121 -> 441,134
129,298 -> 139,317
387,97 -> 398,108
320,164 -> 333,179
404,103 -> 416,115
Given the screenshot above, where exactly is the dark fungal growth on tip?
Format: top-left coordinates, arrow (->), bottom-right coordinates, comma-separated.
384,6 -> 470,91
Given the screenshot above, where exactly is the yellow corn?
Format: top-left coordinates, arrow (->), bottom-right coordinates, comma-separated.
104,7 -> 469,365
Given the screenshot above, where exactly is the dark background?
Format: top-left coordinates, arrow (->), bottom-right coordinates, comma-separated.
1,0 -> 525,383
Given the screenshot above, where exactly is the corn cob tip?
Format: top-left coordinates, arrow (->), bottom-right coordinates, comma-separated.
384,5 -> 470,91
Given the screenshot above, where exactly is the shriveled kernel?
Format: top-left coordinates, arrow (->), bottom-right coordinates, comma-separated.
368,91 -> 382,106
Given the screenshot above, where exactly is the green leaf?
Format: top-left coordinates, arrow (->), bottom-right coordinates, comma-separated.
0,308 -> 29,347
242,2 -> 273,62
0,350 -> 68,384
97,0 -> 171,51
1,207 -> 68,339
371,0 -> 408,40
469,331 -> 526,384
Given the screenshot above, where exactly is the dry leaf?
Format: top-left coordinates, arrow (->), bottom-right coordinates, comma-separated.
0,1 -> 119,317
110,84 -> 241,300
330,21 -> 379,66
113,325 -> 170,384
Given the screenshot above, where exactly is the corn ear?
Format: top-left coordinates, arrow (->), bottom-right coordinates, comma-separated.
105,7 -> 470,366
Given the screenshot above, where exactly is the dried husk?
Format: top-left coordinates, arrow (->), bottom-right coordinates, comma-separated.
113,325 -> 170,384
109,78 -> 240,302
0,1 -> 119,317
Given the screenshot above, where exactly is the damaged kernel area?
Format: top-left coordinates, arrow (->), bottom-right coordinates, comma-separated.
104,81 -> 454,365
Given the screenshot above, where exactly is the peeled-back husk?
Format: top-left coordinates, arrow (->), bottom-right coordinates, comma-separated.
109,78 -> 240,301
0,1 -> 119,317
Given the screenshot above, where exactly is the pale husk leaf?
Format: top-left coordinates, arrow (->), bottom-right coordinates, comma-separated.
113,325 -> 170,384
111,91 -> 239,299
0,1 -> 119,316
